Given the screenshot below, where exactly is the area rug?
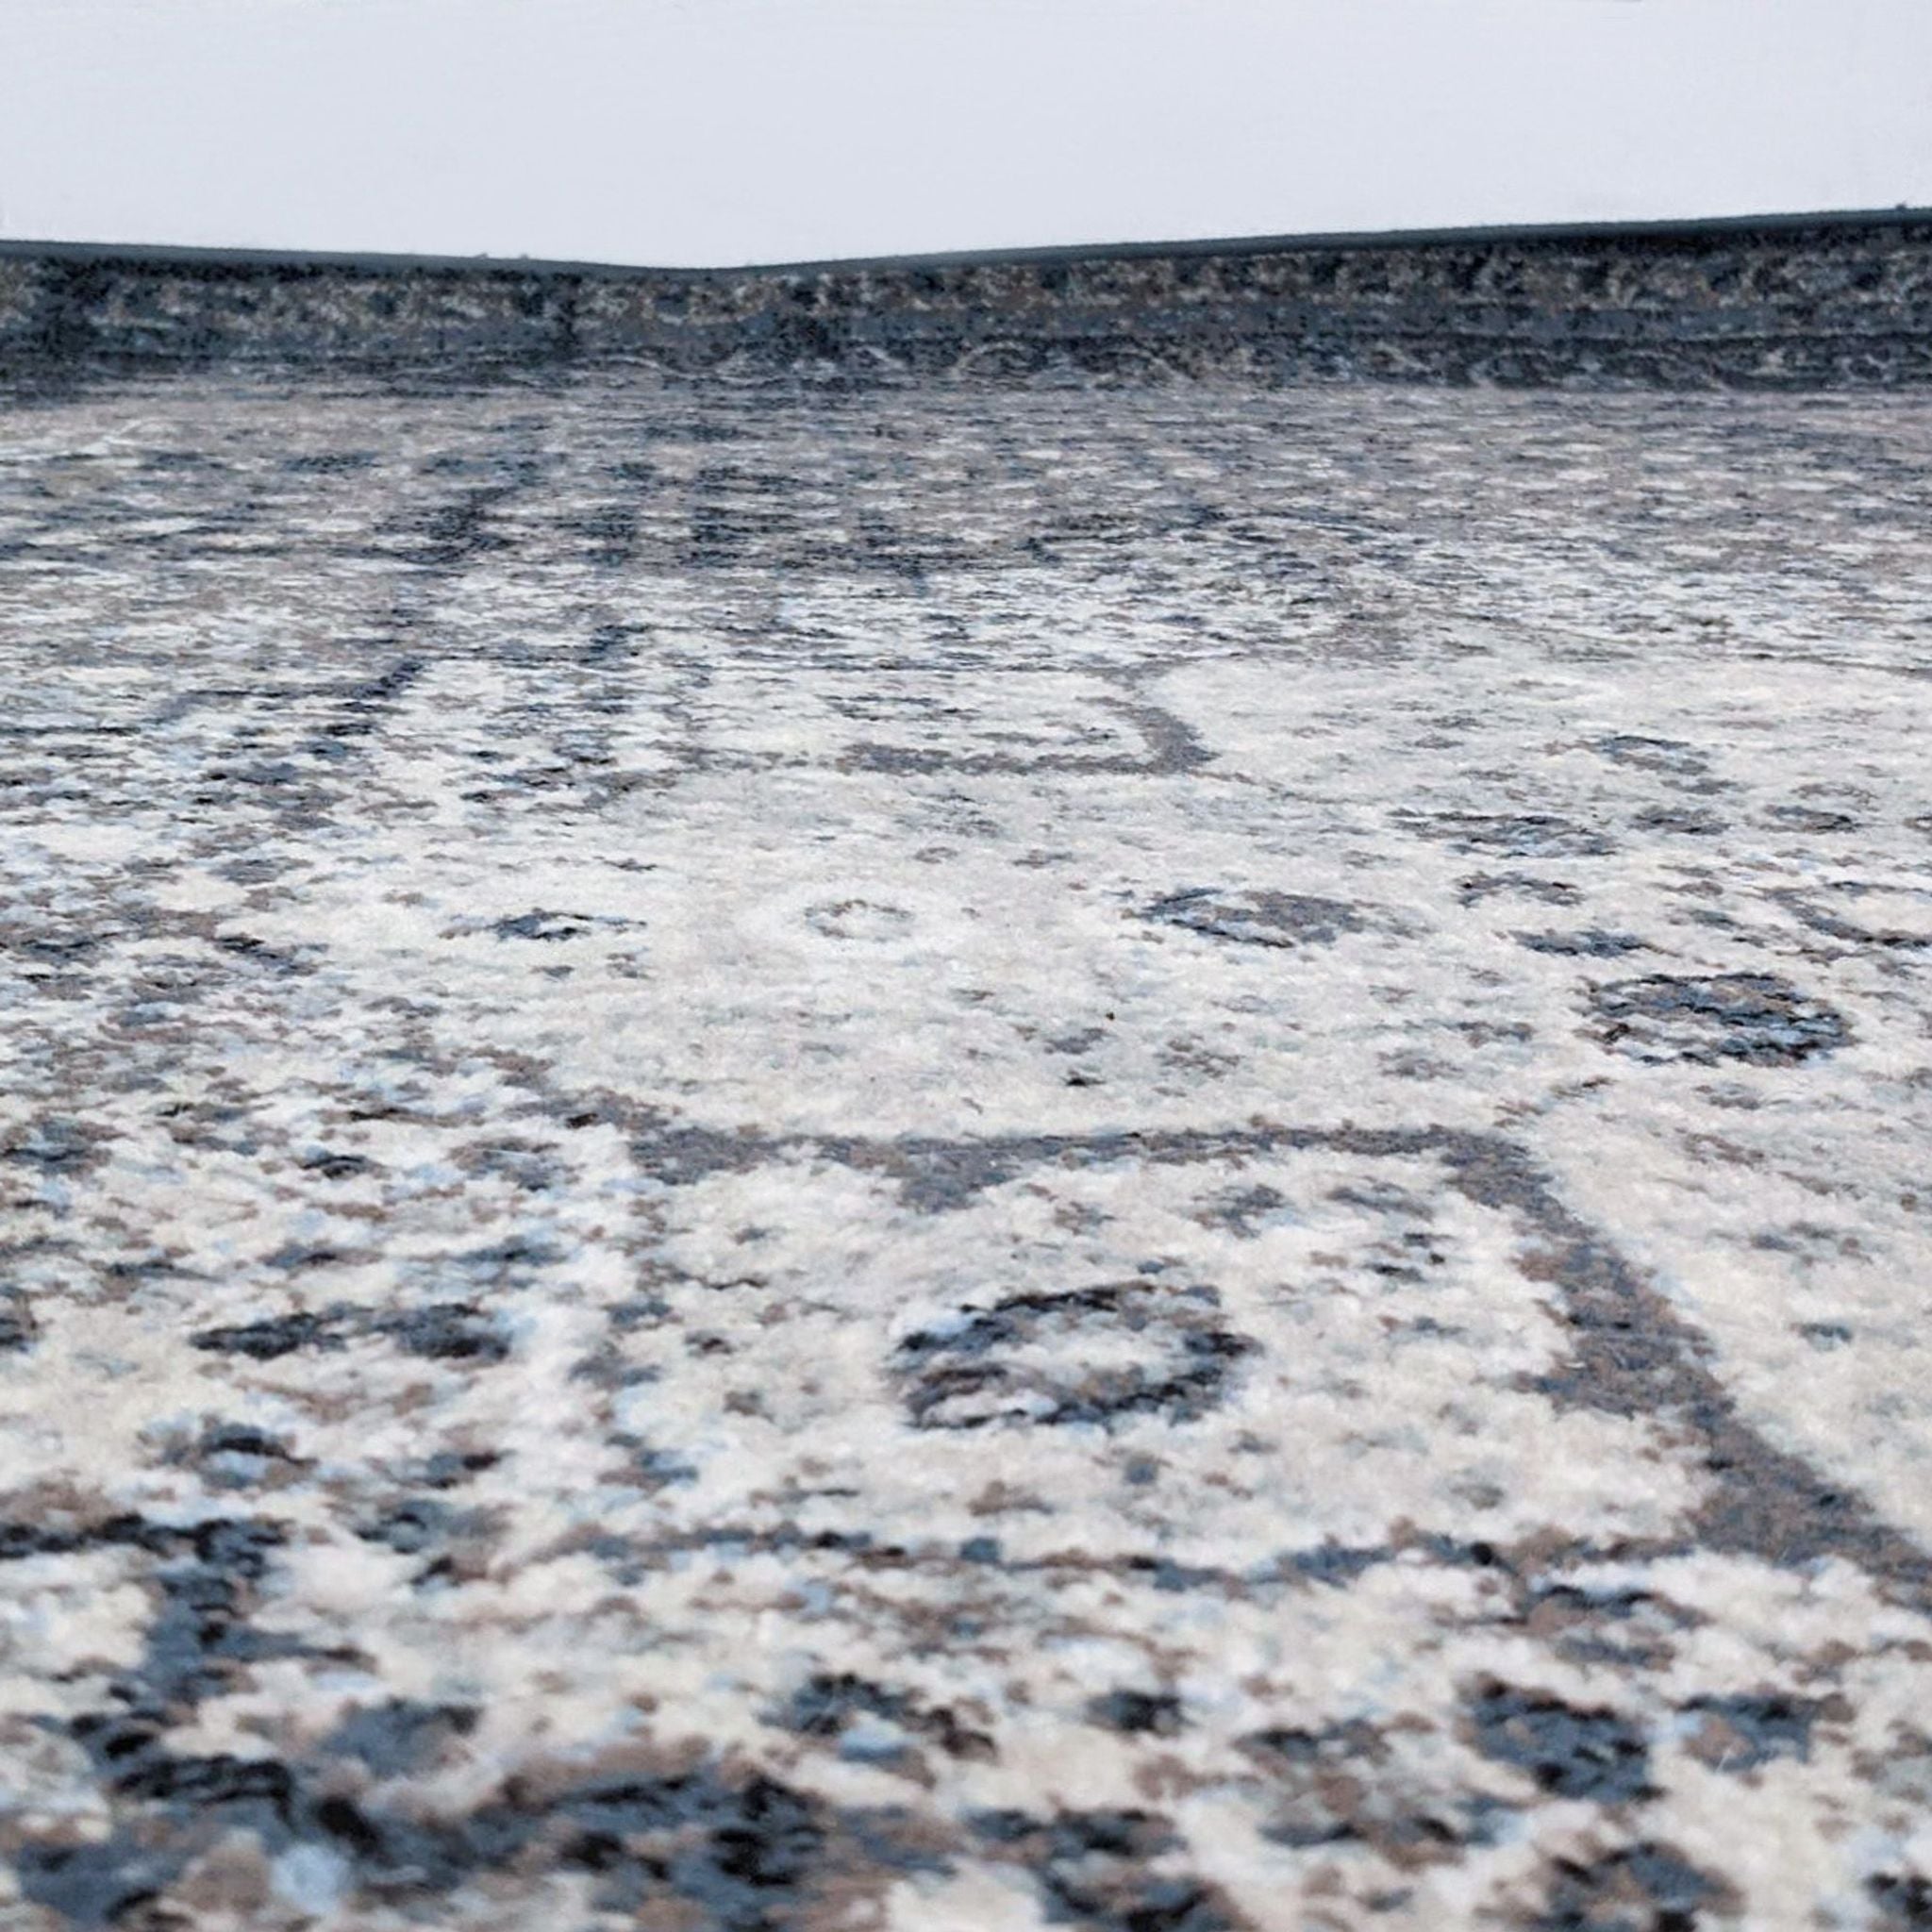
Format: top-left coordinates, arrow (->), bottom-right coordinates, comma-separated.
2,222 -> 1931,1930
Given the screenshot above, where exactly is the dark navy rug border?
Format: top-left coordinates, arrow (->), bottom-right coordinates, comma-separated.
5,208 -> 1931,387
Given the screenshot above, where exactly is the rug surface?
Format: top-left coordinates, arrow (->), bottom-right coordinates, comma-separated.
2,367 -> 1931,1928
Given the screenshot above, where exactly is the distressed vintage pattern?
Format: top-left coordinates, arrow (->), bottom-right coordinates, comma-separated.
1,366 -> 1931,1929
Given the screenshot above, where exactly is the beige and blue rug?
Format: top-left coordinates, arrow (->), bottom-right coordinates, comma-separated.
3,223 -> 1932,1929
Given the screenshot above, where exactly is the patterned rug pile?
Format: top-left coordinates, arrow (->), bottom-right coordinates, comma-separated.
3,364 -> 1930,1928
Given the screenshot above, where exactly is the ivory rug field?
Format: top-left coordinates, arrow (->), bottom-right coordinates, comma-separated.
3,365 -> 1931,1928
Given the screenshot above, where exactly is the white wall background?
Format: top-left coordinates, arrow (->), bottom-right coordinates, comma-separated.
4,0 -> 1929,268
